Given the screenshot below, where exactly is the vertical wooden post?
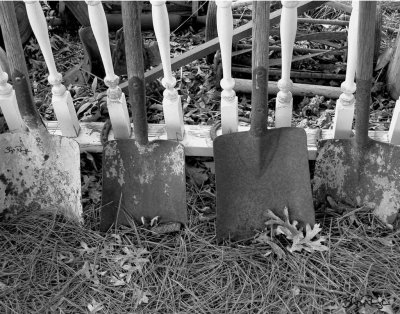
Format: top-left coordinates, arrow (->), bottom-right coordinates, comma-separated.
86,0 -> 130,139
332,0 -> 359,139
216,0 -> 238,134
0,64 -> 26,132
151,0 -> 184,141
275,1 -> 297,128
25,0 -> 80,137
388,98 -> 400,145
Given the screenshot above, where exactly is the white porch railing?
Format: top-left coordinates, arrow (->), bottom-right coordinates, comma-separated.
0,0 -> 398,160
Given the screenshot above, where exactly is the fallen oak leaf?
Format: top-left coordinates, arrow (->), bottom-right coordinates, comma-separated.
288,224 -> 329,253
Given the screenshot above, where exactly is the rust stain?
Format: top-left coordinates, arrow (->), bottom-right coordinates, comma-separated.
104,141 -> 126,186
163,145 -> 184,176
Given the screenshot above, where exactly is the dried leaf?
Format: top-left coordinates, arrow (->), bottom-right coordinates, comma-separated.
380,303 -> 394,314
78,261 -> 100,285
132,285 -> 151,305
58,251 -> 75,264
79,241 -> 97,256
87,299 -> 104,313
375,46 -> 393,71
288,224 -> 329,253
110,276 -> 125,286
76,100 -> 95,117
292,286 -> 300,296
91,76 -> 98,95
262,208 -> 329,254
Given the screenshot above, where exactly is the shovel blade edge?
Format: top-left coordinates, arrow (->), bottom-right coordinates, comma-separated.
101,139 -> 187,231
214,127 -> 315,241
313,139 -> 400,225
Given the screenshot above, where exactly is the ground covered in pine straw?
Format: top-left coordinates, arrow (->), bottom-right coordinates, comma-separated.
1,196 -> 399,314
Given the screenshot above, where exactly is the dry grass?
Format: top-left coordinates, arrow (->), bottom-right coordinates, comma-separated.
1,191 -> 399,314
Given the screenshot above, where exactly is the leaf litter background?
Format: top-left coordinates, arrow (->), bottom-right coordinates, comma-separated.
1,1 -> 400,313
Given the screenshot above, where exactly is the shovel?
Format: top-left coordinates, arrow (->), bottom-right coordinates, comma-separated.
0,2 -> 82,222
313,1 -> 400,226
214,1 -> 314,241
100,2 -> 187,232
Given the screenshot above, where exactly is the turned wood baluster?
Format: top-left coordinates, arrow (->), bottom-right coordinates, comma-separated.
151,0 -> 184,141
25,0 -> 80,137
332,0 -> 359,139
0,64 -> 25,132
216,0 -> 238,134
388,98 -> 400,144
86,0 -> 130,139
275,1 -> 297,128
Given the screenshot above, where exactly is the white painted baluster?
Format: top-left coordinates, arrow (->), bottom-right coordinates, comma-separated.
275,1 -> 298,128
332,0 -> 359,139
25,0 -> 79,137
86,0 -> 130,139
0,65 -> 26,132
388,98 -> 400,144
216,0 -> 238,134
151,0 -> 184,140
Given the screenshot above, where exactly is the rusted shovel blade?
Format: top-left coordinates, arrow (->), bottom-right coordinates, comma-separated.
100,139 -> 187,232
0,130 -> 82,222
313,137 -> 400,225
214,127 -> 315,241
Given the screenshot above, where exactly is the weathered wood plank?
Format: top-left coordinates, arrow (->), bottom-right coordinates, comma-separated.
45,121 -> 393,160
235,79 -> 342,98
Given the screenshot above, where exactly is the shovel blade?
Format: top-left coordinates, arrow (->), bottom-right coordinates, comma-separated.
313,138 -> 400,225
0,132 -> 82,222
101,139 -> 187,231
214,128 -> 315,241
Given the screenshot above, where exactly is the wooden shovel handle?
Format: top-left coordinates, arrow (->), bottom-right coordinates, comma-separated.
122,1 -> 148,145
355,1 -> 376,147
0,1 -> 44,131
250,1 -> 270,137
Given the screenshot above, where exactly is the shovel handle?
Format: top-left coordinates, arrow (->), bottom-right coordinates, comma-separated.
250,1 -> 270,137
355,1 -> 376,147
122,1 -> 148,145
0,1 -> 44,131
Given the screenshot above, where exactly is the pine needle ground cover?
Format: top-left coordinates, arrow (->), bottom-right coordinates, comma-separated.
1,183 -> 399,313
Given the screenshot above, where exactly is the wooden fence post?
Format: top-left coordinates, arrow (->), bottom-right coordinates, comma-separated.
0,65 -> 26,132
275,1 -> 298,128
332,0 -> 359,139
216,0 -> 238,134
151,0 -> 185,141
86,0 -> 130,139
25,0 -> 80,138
